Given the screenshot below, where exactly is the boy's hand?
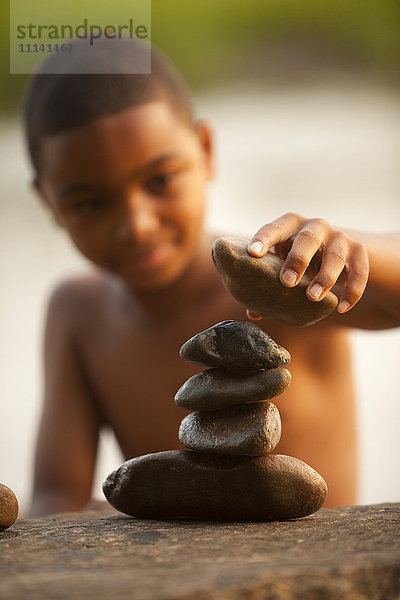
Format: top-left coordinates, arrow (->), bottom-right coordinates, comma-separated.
247,213 -> 369,317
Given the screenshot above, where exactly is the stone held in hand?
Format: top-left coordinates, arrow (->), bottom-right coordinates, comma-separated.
180,320 -> 291,372
175,366 -> 291,411
179,401 -> 281,456
211,237 -> 338,327
103,450 -> 328,521
0,483 -> 18,532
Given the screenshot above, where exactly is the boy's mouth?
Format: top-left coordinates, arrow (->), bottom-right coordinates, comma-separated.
121,242 -> 174,271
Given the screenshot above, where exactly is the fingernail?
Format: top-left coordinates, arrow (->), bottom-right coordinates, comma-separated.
248,241 -> 263,255
308,283 -> 324,300
338,301 -> 351,313
281,269 -> 297,286
246,309 -> 263,321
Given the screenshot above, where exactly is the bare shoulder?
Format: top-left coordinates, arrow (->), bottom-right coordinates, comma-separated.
48,266 -> 115,303
45,267 -> 121,334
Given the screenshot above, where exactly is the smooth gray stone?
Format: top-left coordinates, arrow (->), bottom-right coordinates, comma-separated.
174,367 -> 291,411
180,320 -> 290,372
178,401 -> 281,456
212,237 -> 338,327
103,450 -> 328,521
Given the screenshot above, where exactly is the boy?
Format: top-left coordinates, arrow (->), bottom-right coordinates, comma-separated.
25,39 -> 400,516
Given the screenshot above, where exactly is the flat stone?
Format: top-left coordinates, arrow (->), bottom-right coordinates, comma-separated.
212,237 -> 338,327
1,504 -> 399,600
178,402 -> 281,456
180,320 -> 290,371
175,367 -> 291,411
103,450 -> 327,521
0,483 -> 18,532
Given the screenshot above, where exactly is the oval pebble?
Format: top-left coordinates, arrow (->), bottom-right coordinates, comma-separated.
175,367 -> 291,411
103,450 -> 327,521
0,483 -> 18,532
180,320 -> 290,372
179,401 -> 281,456
211,237 -> 338,327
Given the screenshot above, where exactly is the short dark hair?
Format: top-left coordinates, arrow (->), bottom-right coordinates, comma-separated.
23,38 -> 194,173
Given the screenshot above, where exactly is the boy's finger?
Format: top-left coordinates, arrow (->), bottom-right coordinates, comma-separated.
279,222 -> 326,288
305,236 -> 348,301
248,213 -> 303,257
337,246 -> 369,313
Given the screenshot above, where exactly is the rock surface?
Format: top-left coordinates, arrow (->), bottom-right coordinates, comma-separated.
179,402 -> 281,456
1,504 -> 398,600
0,483 -> 18,532
212,237 -> 338,327
103,450 -> 326,521
175,366 -> 291,410
180,320 -> 291,371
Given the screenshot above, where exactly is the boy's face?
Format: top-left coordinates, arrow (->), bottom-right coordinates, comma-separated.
35,101 -> 213,291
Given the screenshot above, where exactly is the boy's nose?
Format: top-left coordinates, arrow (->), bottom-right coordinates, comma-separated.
116,192 -> 159,244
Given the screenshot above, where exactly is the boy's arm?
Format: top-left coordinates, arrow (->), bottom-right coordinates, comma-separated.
248,213 -> 400,330
30,283 -> 101,517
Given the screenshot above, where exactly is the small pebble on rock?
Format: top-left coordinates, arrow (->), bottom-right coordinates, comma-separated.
0,483 -> 18,532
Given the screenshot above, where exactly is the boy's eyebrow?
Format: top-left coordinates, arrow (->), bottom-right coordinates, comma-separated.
56,153 -> 183,200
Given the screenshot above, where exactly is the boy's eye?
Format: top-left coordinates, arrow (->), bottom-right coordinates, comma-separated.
71,198 -> 105,214
147,173 -> 177,194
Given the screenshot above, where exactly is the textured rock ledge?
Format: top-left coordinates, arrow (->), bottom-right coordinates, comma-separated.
0,503 -> 398,600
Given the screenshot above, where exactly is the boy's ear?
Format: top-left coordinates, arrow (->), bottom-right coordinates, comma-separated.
31,176 -> 64,227
195,120 -> 214,180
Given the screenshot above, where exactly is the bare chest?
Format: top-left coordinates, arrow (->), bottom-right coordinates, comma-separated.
79,295 -> 354,461
80,296 -> 248,458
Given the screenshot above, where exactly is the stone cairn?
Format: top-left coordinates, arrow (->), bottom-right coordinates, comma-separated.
0,483 -> 18,532
176,320 -> 290,459
104,320 -> 327,522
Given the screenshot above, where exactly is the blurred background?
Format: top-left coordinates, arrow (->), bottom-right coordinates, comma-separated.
0,0 -> 399,514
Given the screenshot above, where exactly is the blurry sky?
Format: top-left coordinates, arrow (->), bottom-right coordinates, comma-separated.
1,0 -> 400,112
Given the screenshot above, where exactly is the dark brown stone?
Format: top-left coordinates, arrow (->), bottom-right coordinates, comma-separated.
0,483 -> 18,532
1,504 -> 399,600
178,401 -> 281,456
212,237 -> 338,327
179,320 -> 290,372
103,450 -> 327,521
174,367 -> 291,411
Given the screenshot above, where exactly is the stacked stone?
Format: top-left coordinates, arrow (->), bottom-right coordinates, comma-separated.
175,320 -> 291,459
211,237 -> 338,327
103,320 -> 328,522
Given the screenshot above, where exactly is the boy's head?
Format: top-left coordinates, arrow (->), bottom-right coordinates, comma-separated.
24,38 -> 195,174
24,38 -> 213,291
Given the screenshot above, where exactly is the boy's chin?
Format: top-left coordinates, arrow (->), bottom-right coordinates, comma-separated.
116,263 -> 187,293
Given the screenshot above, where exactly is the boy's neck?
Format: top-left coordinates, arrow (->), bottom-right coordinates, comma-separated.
128,232 -> 221,322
